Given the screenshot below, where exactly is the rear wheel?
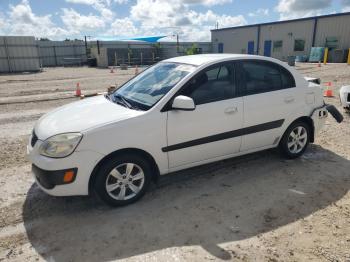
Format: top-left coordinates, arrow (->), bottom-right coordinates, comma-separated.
94,154 -> 152,206
279,121 -> 310,159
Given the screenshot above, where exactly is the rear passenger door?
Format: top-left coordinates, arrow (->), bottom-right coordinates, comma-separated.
237,60 -> 298,152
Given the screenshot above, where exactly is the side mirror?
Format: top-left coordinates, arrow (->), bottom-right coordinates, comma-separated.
171,95 -> 195,111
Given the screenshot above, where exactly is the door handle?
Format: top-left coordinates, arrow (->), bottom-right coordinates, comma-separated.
284,96 -> 295,103
225,107 -> 238,114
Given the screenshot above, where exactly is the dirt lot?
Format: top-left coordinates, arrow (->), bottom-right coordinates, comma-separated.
0,64 -> 349,262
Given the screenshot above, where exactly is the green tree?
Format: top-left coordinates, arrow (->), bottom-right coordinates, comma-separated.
186,43 -> 198,55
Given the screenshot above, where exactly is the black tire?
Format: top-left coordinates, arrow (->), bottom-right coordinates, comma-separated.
279,121 -> 310,159
94,154 -> 152,207
326,104 -> 343,123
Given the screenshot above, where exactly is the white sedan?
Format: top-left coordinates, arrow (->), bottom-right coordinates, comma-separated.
27,54 -> 341,206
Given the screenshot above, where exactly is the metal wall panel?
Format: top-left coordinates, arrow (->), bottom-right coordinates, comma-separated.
212,27 -> 258,54
37,40 -> 87,66
159,42 -> 212,58
0,37 -> 9,72
315,15 -> 350,50
0,36 -> 40,73
211,13 -> 350,62
90,41 -> 212,56
91,47 -> 108,68
97,41 -> 152,49
259,20 -> 314,60
90,41 -> 212,67
107,48 -> 158,66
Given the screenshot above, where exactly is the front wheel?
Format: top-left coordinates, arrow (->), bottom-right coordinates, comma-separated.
279,121 -> 310,159
94,154 -> 152,206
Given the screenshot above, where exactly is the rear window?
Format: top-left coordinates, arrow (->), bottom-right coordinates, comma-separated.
281,68 -> 296,88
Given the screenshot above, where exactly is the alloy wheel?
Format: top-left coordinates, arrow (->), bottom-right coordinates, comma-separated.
287,126 -> 308,154
105,163 -> 145,201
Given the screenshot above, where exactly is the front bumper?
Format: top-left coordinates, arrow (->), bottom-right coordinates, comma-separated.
32,164 -> 77,189
27,136 -> 105,196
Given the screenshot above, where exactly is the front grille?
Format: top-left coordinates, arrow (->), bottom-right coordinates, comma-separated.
347,93 -> 350,102
31,130 -> 38,147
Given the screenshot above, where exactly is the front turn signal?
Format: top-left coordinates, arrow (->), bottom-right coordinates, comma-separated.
63,170 -> 75,183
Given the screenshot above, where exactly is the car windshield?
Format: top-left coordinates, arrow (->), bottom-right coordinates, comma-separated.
112,62 -> 196,110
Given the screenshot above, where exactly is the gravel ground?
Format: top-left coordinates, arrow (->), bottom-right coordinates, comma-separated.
0,64 -> 349,262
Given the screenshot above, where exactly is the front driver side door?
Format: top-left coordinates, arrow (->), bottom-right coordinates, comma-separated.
164,62 -> 244,169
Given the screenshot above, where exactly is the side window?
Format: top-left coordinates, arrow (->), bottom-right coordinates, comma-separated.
294,39 -> 305,51
218,66 -> 229,79
325,36 -> 339,49
241,61 -> 282,95
206,67 -> 220,80
181,63 -> 234,105
206,66 -> 229,81
273,40 -> 283,52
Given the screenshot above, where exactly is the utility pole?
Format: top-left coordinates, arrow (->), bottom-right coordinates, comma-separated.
84,35 -> 92,59
176,34 -> 179,53
84,36 -> 88,56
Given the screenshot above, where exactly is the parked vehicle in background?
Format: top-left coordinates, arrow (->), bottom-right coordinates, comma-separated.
27,54 -> 342,206
340,85 -> 350,111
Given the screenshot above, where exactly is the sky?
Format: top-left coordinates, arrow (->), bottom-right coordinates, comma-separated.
0,0 -> 350,42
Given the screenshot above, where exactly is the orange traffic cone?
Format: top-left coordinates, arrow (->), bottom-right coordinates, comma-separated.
110,67 -> 114,73
325,82 -> 332,86
323,82 -> 333,97
75,82 -> 81,97
135,65 -> 139,75
324,89 -> 333,97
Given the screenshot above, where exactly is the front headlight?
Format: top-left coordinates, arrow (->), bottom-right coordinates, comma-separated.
39,133 -> 82,158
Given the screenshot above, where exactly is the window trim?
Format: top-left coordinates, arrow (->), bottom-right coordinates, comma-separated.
236,59 -> 296,97
161,61 -> 237,112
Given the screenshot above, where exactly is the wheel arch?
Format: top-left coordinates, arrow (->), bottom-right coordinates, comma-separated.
285,116 -> 315,143
88,148 -> 160,195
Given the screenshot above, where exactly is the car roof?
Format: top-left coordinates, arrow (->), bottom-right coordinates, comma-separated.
163,54 -> 276,66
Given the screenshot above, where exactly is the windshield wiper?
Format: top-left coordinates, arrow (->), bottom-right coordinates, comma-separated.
105,93 -> 127,107
113,94 -> 143,110
105,93 -> 112,101
112,94 -> 130,108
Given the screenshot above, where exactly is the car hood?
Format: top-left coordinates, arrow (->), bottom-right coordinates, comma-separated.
35,95 -> 142,140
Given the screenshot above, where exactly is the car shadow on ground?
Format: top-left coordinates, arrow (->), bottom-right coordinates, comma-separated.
22,145 -> 350,261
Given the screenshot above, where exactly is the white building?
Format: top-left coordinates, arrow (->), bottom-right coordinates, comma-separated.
211,12 -> 350,62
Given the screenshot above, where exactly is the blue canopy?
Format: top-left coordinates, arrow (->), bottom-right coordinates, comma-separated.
95,36 -> 167,42
126,36 -> 167,43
